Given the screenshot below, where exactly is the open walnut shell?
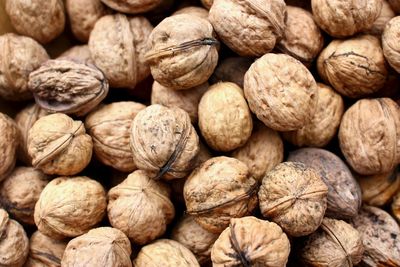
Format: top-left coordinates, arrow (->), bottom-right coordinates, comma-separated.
0,112 -> 19,182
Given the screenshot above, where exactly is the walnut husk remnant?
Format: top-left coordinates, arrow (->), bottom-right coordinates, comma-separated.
366,0 -> 395,36
0,112 -> 19,182
58,45 -> 93,65
210,57 -> 253,88
383,16 -> 400,73
100,0 -> 162,14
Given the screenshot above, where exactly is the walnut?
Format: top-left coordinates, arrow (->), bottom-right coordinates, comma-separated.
34,176 -> 107,239
283,83 -> 344,147
61,227 -> 132,267
130,104 -> 200,180
0,113 -> 19,182
366,0 -> 395,36
311,0 -> 382,38
258,162 -> 328,237
383,17 -> 400,73
5,0 -> 65,44
244,53 -> 317,131
339,98 -> 400,175
184,156 -> 258,234
209,0 -> 286,56
317,35 -> 388,98
389,0 -> 400,13
210,57 -> 253,88
0,33 -> 49,101
145,14 -> 218,90
100,0 -> 162,14
392,190 -> 400,222
58,45 -> 93,65
173,6 -> 209,19
288,148 -> 362,220
27,113 -> 93,176
89,14 -> 153,88
211,216 -> 290,267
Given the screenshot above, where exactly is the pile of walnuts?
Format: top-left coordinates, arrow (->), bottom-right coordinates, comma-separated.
1,0 -> 400,266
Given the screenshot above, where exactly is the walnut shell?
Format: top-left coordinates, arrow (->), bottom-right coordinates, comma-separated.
184,156 -> 258,234
0,33 -> 49,101
5,0 -> 65,44
61,227 -> 132,267
0,112 -> 19,181
339,98 -> 400,175
209,0 -> 286,56
366,0 -> 395,36
198,82 -> 253,152
210,57 -> 253,88
311,0 -> 382,38
100,0 -> 162,14
133,239 -> 200,267
392,190 -> 400,222
389,0 -> 400,13
58,45 -> 93,65
244,53 -> 317,131
211,216 -> 290,267
383,16 -> 400,73
201,0 -> 213,9
288,148 -> 362,220
34,176 -> 107,239
89,14 -> 153,88
85,101 -> 146,172
145,14 -> 218,90
258,162 -> 328,237
173,6 -> 209,19
130,104 -> 200,180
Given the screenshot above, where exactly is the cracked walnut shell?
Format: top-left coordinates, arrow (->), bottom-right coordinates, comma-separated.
100,0 -> 162,14
383,16 -> 400,73
0,112 -> 19,182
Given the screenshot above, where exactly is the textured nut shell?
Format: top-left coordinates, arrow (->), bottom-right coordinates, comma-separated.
0,113 -> 19,182
85,101 -> 146,172
311,0 -> 382,37
210,57 -> 253,88
173,6 -> 209,19
244,53 -> 317,131
107,170 -> 175,245
34,176 -> 107,239
317,35 -> 388,98
58,45 -> 93,65
339,98 -> 400,175
198,82 -> 253,152
366,0 -> 395,36
133,239 -> 200,267
184,156 -> 258,234
392,190 -> 400,222
389,0 -> 400,13
383,16 -> 400,73
287,148 -> 361,220
89,14 -> 153,88
258,162 -> 328,237
5,0 -> 65,44
61,227 -> 132,267
211,216 -> 290,267
209,0 -> 286,56
283,83 -> 344,147
0,33 -> 49,101
100,0 -> 161,14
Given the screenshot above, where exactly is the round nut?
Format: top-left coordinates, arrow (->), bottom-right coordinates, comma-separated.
100,0 -> 162,14
173,6 -> 209,19
210,57 -> 253,88
0,112 -> 19,182
58,45 -> 93,64
366,0 -> 396,36
383,16 -> 400,73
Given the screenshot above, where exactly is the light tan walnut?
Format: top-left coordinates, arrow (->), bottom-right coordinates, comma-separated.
0,112 -> 19,182
366,0 -> 395,36
210,57 -> 253,88
100,0 -> 162,14
383,16 -> 400,73
173,6 -> 209,19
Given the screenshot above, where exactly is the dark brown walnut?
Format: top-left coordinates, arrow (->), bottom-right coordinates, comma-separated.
85,101 -> 146,172
89,14 -> 153,88
389,0 -> 400,13
130,104 -> 200,180
244,53 -> 317,131
133,239 -> 200,267
258,162 -> 328,237
184,156 -> 258,234
383,17 -> 400,73
0,33 -> 49,101
366,0 -> 395,36
58,45 -> 93,65
5,0 -> 65,44
210,57 -> 253,88
211,216 -> 290,267
288,148 -> 362,220
317,35 -> 388,98
61,227 -> 132,267
145,14 -> 218,90
351,205 -> 400,266
108,170 -> 175,245
28,59 -> 109,116
173,6 -> 209,19
300,218 -> 364,267
0,113 -> 19,182
27,113 -> 93,176
339,98 -> 400,175
209,0 -> 286,56
392,190 -> 400,222
311,0 -> 382,38
100,0 -> 162,14
34,176 -> 107,240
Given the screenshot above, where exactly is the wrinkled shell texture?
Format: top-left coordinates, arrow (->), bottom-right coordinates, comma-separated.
173,6 -> 209,19
5,0 -> 66,44
62,227 -> 132,267
58,45 -> 93,64
0,33 -> 49,101
34,176 -> 107,239
288,148 -> 361,220
317,35 -> 388,98
146,14 -> 218,90
210,57 -> 253,88
184,156 -> 258,234
258,162 -> 328,237
367,0 -> 395,35
211,216 -> 290,267
339,98 -> 400,175
392,190 -> 400,222
389,0 -> 400,13
311,0 -> 382,37
108,170 -> 175,245
86,101 -> 146,172
27,113 -> 93,176
198,82 -> 253,152
101,0 -> 162,14
383,16 -> 400,73
244,53 -> 317,131
0,113 -> 19,182
130,104 -> 199,180
134,239 -> 200,267
209,0 -> 286,56
89,14 -> 153,88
